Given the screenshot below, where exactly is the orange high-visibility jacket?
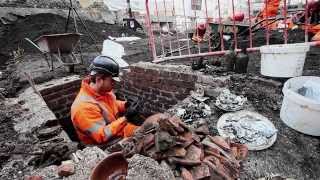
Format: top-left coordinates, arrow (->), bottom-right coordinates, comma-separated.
71,77 -> 138,144
258,0 -> 280,20
255,0 -> 281,29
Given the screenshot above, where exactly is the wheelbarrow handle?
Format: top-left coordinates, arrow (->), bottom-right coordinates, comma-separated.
24,38 -> 45,53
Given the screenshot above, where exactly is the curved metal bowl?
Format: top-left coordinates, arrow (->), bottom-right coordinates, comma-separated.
217,110 -> 277,151
90,152 -> 128,180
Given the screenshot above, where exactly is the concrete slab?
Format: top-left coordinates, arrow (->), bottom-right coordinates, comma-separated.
5,75 -> 80,134
7,87 -> 57,133
36,75 -> 81,91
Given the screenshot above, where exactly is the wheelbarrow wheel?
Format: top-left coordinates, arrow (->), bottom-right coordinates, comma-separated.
209,33 -> 232,50
209,33 -> 221,50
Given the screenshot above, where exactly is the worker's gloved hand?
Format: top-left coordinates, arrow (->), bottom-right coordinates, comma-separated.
125,100 -> 144,126
125,101 -> 131,109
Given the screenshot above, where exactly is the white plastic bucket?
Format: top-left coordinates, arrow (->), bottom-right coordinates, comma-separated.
260,43 -> 310,77
280,76 -> 320,136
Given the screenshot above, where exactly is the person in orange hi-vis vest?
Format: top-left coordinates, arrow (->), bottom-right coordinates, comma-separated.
71,56 -> 142,144
257,0 -> 280,20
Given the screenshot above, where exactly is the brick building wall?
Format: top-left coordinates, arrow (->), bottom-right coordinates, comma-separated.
38,76 -> 81,120
41,63 -> 226,117
35,63 -> 199,119
118,62 -> 198,115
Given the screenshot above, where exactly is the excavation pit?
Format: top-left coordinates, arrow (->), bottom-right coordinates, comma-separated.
32,64 -> 200,141
2,61 -> 320,179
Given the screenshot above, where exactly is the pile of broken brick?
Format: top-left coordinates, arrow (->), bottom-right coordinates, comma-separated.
109,113 -> 249,179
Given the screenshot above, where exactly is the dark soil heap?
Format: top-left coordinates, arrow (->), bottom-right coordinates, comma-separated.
0,13 -> 144,53
0,98 -> 80,179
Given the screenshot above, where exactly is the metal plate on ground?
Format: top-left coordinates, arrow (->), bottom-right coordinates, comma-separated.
215,89 -> 247,112
217,110 -> 277,151
215,101 -> 244,112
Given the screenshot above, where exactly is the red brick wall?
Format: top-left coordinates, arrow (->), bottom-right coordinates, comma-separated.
36,63 -> 229,118
37,63 -> 199,118
39,79 -> 81,120
118,63 -> 198,115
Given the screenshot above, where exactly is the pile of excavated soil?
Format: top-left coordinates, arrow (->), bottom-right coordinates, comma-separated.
0,56 -> 22,97
127,154 -> 175,180
0,98 -> 38,179
236,29 -> 306,49
229,74 -> 284,114
0,97 -> 79,179
0,99 -> 17,169
0,13 -> 145,53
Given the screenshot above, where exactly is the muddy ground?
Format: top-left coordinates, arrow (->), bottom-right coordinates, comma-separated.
229,75 -> 320,179
0,12 -> 320,179
0,13 -> 145,53
169,72 -> 320,179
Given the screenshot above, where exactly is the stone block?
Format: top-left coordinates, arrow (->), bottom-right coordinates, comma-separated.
167,147 -> 187,158
181,168 -> 193,180
24,175 -> 43,180
191,163 -> 211,180
57,163 -> 75,177
13,87 -> 57,133
185,145 -> 202,162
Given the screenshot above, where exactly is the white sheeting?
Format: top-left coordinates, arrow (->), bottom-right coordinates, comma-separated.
108,36 -> 141,42
102,40 -> 129,68
103,0 -> 145,12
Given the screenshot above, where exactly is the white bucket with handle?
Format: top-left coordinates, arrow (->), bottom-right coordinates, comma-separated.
260,43 -> 310,77
280,76 -> 320,136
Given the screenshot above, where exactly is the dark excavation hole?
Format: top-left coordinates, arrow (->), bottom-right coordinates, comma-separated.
59,117 -> 79,142
43,119 -> 60,127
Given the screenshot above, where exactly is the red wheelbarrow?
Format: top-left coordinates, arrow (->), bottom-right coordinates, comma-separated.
25,33 -> 82,72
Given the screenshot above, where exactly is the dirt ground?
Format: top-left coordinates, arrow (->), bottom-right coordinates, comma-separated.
0,12 -> 320,180
0,98 -> 18,169
229,75 -> 320,179
169,73 -> 320,179
0,13 -> 145,53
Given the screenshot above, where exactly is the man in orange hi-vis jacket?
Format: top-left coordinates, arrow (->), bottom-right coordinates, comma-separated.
255,0 -> 281,29
71,56 -> 142,144
257,0 -> 280,20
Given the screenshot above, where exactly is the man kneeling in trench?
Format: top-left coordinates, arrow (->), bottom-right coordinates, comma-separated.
71,55 -> 143,144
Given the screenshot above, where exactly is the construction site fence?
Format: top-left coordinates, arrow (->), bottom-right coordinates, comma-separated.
144,0 -> 320,63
